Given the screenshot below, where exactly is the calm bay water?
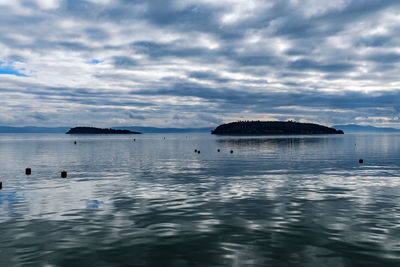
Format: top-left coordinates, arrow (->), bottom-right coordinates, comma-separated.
1,133 -> 400,266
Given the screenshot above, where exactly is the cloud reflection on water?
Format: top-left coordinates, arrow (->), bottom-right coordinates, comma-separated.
0,133 -> 400,265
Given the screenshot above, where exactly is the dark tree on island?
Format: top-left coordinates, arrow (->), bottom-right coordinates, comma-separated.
211,121 -> 344,135
66,127 -> 141,134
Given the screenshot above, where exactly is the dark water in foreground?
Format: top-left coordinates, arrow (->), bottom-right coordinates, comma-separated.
0,133 -> 400,266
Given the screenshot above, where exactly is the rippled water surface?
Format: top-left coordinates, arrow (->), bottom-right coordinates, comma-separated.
1,133 -> 400,266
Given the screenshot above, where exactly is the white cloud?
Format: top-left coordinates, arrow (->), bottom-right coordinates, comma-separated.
35,0 -> 61,10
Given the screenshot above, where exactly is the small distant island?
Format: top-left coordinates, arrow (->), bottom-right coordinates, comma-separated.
211,121 -> 344,135
66,127 -> 141,134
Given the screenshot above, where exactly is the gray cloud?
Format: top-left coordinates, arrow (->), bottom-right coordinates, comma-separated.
127,112 -> 146,120
289,59 -> 355,73
367,53 -> 400,64
113,56 -> 138,68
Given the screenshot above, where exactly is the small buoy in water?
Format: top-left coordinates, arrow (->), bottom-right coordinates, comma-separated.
25,168 -> 31,175
217,149 -> 220,152
230,150 -> 233,154
61,170 -> 67,178
198,150 -> 200,154
359,159 -> 363,164
0,181 -> 2,190
74,140 -> 77,145
134,139 -> 136,142
194,149 -> 197,153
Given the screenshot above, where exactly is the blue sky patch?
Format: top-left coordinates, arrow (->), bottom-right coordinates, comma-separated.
89,59 -> 101,64
0,62 -> 27,77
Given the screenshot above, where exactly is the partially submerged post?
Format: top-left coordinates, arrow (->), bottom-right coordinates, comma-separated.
61,171 -> 67,178
0,181 -> 2,190
25,168 -> 31,175
359,159 -> 363,164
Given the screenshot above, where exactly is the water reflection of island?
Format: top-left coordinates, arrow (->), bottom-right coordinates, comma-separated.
215,136 -> 332,151
66,127 -> 141,134
211,121 -> 344,135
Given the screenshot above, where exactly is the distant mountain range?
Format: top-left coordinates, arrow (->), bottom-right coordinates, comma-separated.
116,126 -> 214,133
333,124 -> 400,133
1,124 -> 398,134
0,126 -> 214,134
0,126 -> 70,133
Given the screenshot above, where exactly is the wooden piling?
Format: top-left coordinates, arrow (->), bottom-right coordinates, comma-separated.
25,168 -> 31,175
61,170 -> 67,178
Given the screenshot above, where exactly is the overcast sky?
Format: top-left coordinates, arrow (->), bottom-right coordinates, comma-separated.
1,0 -> 400,128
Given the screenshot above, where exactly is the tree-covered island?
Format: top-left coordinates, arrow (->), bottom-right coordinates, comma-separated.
66,127 -> 141,134
211,121 -> 344,135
